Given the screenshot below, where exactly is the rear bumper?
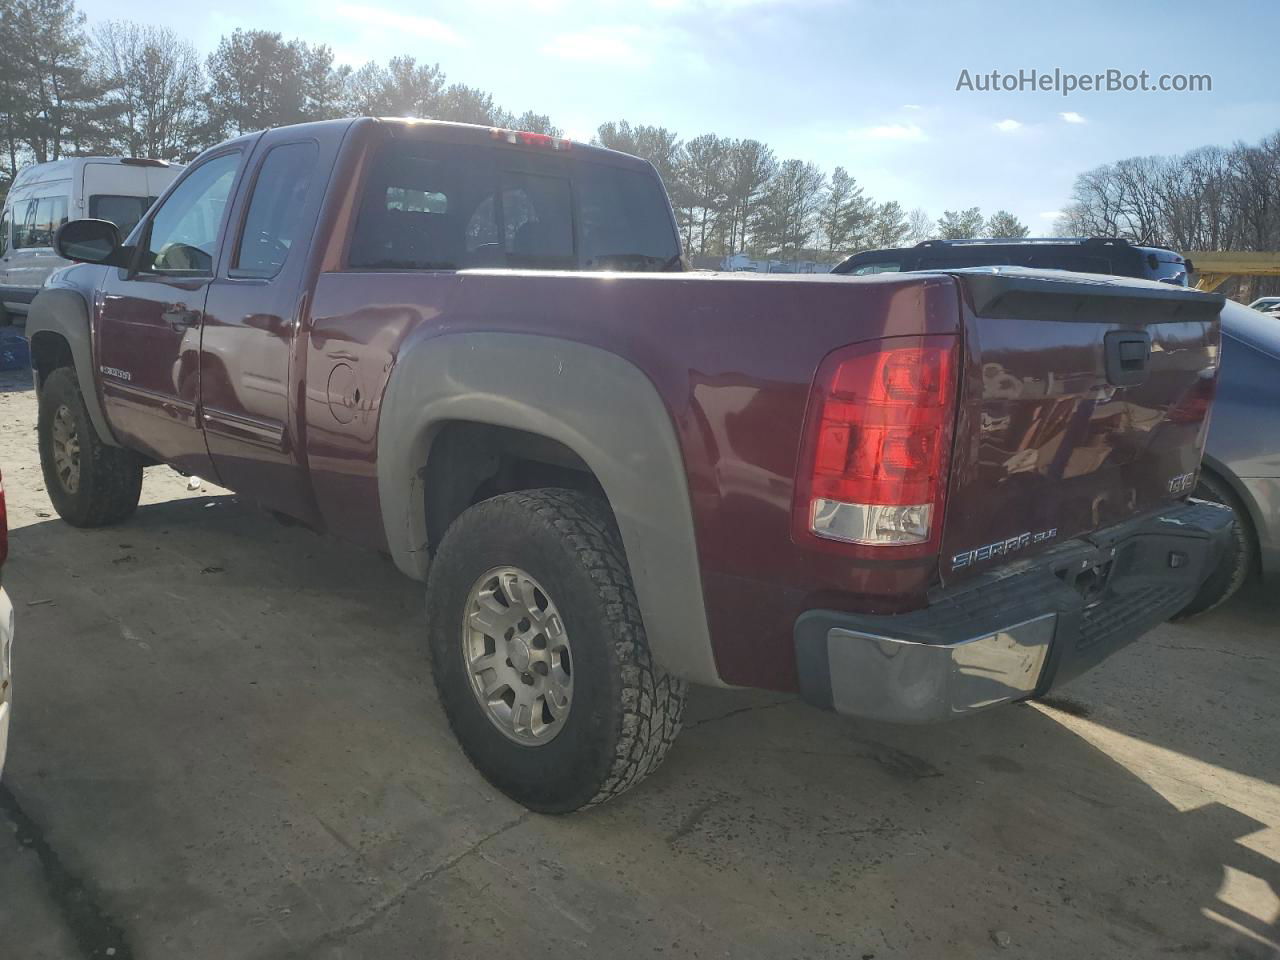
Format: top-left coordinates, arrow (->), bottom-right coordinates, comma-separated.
0,586 -> 12,778
794,499 -> 1234,723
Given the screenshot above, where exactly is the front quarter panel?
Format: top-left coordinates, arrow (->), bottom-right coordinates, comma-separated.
26,264 -> 116,445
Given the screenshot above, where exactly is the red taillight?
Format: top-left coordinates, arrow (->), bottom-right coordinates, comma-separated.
0,469 -> 7,570
489,128 -> 573,151
793,336 -> 958,550
1166,371 -> 1217,426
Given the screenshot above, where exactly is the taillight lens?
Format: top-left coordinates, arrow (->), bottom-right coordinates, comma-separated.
794,335 -> 959,549
1166,370 -> 1218,426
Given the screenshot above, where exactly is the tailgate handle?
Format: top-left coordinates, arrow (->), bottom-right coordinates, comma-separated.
1104,331 -> 1151,387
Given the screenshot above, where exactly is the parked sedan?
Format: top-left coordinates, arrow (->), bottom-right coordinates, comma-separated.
1246,296 -> 1280,313
1180,300 -> 1280,613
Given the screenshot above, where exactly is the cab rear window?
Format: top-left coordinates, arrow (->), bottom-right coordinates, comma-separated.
347,141 -> 679,272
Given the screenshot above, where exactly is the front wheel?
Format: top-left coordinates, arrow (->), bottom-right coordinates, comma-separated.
37,367 -> 143,527
426,489 -> 686,813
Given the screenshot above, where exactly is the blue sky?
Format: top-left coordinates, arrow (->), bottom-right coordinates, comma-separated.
79,0 -> 1280,231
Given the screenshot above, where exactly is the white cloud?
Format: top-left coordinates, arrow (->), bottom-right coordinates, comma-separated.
902,103 -> 922,110
541,26 -> 651,66
1059,111 -> 1086,124
853,122 -> 927,142
335,5 -> 465,45
1039,210 -> 1062,220
994,118 -> 1022,133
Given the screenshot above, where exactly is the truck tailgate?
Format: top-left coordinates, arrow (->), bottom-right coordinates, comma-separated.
939,268 -> 1224,587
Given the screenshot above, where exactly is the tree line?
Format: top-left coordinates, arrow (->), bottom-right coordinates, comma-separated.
1058,130 -> 1280,253
0,0 -> 1035,262
593,121 -> 1030,259
0,1 -> 557,178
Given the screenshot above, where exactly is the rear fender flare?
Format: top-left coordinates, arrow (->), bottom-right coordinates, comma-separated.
376,331 -> 723,687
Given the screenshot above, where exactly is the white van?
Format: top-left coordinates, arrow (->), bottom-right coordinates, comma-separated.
0,157 -> 184,323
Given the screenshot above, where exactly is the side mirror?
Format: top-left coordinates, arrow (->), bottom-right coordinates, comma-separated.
54,219 -> 133,268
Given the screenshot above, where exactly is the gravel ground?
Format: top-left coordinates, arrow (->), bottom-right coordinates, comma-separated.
0,366 -> 1277,960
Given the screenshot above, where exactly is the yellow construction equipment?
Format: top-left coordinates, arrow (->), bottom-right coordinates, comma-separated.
1185,250 -> 1280,292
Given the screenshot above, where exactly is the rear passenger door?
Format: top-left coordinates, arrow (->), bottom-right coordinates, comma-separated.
200,131 -> 337,521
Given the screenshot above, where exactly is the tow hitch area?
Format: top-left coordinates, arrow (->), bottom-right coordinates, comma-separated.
1055,549 -> 1117,606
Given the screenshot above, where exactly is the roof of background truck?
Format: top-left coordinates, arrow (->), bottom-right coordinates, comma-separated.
835,236 -> 1187,271
189,117 -> 652,172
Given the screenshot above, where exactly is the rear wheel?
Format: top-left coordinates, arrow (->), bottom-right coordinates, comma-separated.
37,367 -> 143,527
1174,472 -> 1253,618
425,489 -> 686,813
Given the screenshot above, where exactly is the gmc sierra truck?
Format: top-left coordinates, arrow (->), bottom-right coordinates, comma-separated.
28,118 -> 1232,813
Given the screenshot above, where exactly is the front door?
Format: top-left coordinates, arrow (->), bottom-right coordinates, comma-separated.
200,135 -> 331,521
96,151 -> 243,477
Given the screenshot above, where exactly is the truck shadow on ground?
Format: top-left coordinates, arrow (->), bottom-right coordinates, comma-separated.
3,491 -> 1277,959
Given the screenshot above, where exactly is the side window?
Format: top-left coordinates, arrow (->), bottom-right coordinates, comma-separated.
233,142 -> 319,278
850,262 -> 902,275
18,201 -> 36,249
89,195 -> 153,239
577,164 -> 679,270
30,195 -> 68,247
348,143 -> 497,271
139,152 -> 240,276
14,198 -> 58,249
0,210 -> 9,256
500,171 -> 574,268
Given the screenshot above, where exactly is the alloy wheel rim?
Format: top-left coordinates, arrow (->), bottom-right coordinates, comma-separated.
462,566 -> 573,745
51,405 -> 81,494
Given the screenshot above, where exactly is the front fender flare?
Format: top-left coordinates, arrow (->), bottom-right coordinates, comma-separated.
377,332 -> 723,687
26,287 -> 118,446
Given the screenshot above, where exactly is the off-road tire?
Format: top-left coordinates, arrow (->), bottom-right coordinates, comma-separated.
1173,473 -> 1253,619
426,488 -> 686,813
37,367 -> 143,527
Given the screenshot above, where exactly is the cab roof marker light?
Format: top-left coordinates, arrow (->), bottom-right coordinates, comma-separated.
489,128 -> 573,151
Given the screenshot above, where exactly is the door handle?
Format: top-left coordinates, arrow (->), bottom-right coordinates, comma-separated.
162,306 -> 200,332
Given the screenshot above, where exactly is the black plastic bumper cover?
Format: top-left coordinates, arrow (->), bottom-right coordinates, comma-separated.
794,499 -> 1235,723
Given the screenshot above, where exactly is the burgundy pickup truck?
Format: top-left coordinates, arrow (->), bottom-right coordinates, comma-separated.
28,118 -> 1231,812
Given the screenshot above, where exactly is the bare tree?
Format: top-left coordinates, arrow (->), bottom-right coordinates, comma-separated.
905,207 -> 933,243
89,21 -> 202,159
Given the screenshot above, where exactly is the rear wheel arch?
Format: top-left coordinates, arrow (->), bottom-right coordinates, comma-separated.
376,332 -> 723,687
422,421 -> 608,549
